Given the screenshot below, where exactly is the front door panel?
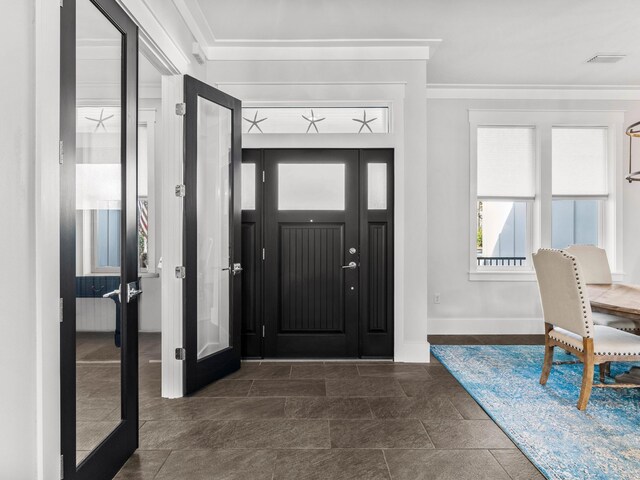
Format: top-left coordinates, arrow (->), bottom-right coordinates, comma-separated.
264,150 -> 359,357
183,76 -> 242,394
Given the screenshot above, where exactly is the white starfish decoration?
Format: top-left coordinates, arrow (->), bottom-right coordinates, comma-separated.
243,110 -> 267,133
353,110 -> 377,133
302,109 -> 326,133
85,108 -> 114,132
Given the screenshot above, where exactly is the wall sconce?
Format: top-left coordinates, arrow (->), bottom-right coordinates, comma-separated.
626,120 -> 640,182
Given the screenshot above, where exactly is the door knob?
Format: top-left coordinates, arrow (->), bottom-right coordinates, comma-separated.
341,261 -> 358,270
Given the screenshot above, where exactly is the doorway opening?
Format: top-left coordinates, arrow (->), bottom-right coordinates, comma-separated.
241,149 -> 394,359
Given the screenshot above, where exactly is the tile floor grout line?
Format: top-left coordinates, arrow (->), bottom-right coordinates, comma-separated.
381,448 -> 393,479
150,449 -> 173,480
488,449 -> 519,480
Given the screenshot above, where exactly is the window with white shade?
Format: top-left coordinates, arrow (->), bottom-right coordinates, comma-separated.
551,127 -> 607,250
470,110 -> 622,280
476,127 -> 535,268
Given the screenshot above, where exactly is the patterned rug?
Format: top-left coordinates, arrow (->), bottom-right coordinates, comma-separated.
431,345 -> 640,480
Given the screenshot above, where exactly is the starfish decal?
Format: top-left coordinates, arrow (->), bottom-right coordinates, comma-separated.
352,110 -> 377,133
302,109 -> 326,133
243,110 -> 267,133
85,108 -> 114,132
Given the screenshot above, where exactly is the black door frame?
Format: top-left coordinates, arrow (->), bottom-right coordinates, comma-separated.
241,149 -> 394,359
182,75 -> 243,394
60,0 -> 139,478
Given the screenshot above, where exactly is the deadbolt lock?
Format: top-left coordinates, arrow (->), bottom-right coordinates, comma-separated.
349,247 -> 357,254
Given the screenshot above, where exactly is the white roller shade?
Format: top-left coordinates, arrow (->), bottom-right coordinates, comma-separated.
477,127 -> 535,198
552,127 -> 608,196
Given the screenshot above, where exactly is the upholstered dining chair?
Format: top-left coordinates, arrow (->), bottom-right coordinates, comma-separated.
565,244 -> 640,333
532,248 -> 640,410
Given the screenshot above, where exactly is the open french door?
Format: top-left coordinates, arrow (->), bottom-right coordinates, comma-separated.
182,75 -> 243,394
60,0 -> 139,478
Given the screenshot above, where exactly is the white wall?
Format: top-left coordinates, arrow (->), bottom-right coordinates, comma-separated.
0,0 -> 60,478
427,96 -> 640,334
206,59 -> 430,361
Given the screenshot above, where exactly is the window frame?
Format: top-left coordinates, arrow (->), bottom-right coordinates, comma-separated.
469,110 -> 624,282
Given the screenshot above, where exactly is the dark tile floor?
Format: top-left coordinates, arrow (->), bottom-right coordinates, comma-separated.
109,334 -> 545,479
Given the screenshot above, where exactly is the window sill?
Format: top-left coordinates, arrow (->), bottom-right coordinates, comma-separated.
469,271 -> 625,283
469,271 -> 536,282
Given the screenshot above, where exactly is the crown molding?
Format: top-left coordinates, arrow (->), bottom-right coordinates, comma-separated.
118,0 -> 190,74
204,39 -> 441,62
427,84 -> 640,100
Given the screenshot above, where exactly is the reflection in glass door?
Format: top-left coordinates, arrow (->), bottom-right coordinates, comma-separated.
196,98 -> 232,360
60,0 -> 139,478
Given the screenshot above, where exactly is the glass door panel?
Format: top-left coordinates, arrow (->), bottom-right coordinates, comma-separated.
75,0 -> 123,466
196,98 -> 232,360
60,0 -> 139,478
183,75 -> 242,394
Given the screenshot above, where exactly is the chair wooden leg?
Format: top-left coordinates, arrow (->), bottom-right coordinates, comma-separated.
577,338 -> 595,411
540,324 -> 554,385
599,363 -> 606,383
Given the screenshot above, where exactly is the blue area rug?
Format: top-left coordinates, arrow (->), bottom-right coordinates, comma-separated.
431,345 -> 640,480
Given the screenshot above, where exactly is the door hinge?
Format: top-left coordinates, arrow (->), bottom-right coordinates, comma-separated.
175,266 -> 186,279
175,103 -> 186,116
262,170 -> 265,183
58,141 -> 64,165
60,454 -> 64,479
59,298 -> 63,323
262,325 -> 265,338
262,248 -> 265,261
175,184 -> 186,197
175,347 -> 186,360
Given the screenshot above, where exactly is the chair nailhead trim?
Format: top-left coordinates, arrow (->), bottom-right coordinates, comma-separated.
538,248 -> 592,338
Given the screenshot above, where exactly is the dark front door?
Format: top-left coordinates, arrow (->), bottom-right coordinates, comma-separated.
263,150 -> 360,357
182,75 -> 243,394
60,0 -> 140,478
242,149 -> 395,359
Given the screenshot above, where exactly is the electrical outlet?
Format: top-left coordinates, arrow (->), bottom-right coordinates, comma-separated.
433,293 -> 441,304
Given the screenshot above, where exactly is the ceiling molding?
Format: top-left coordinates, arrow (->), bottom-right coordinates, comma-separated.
205,39 -> 441,61
117,0 -> 190,74
427,84 -> 640,100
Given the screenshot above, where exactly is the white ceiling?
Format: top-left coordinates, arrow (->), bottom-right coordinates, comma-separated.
194,0 -> 640,86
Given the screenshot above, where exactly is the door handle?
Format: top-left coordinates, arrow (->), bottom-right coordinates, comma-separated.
341,261 -> 358,270
103,287 -> 121,302
223,263 -> 243,276
126,281 -> 142,303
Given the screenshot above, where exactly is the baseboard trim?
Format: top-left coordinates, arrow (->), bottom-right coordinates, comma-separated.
394,341 -> 432,363
429,317 -> 544,335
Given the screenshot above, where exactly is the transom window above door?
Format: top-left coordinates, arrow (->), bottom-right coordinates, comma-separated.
241,107 -> 390,134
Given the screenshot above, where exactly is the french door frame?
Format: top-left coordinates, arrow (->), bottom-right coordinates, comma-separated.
241,149 -> 394,359
182,75 -> 243,395
60,0 -> 139,478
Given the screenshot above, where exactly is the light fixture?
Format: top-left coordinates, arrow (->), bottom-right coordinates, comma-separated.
625,121 -> 640,183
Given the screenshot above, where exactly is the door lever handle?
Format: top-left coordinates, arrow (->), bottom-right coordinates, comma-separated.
103,287 -> 121,302
223,263 -> 243,276
341,261 -> 358,270
126,281 -> 142,304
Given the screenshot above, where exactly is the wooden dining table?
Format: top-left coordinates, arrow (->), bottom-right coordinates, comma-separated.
587,283 -> 640,383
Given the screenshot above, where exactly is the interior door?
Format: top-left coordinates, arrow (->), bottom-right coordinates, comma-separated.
60,0 -> 139,478
183,75 -> 243,394
264,150 -> 360,357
